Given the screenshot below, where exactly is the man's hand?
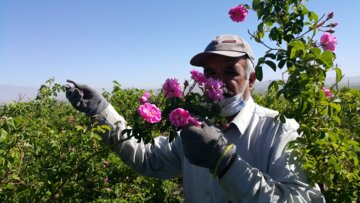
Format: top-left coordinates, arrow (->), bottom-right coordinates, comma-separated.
64,80 -> 109,116
180,120 -> 236,177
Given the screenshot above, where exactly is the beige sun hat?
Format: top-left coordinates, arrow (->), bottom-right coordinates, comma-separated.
190,34 -> 255,67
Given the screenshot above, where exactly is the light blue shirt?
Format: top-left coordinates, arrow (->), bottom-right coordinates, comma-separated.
98,97 -> 325,202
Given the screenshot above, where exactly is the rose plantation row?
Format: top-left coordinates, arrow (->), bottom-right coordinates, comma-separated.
0,78 -> 359,202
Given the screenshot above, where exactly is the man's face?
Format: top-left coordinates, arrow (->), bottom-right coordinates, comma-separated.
203,55 -> 252,99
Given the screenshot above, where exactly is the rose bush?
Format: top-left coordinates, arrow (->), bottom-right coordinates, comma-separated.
0,79 -> 184,202
230,1 -> 359,201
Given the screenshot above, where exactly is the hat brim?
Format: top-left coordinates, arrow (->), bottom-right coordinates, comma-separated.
190,51 -> 247,67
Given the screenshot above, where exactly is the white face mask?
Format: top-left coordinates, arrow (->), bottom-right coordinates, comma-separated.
217,81 -> 248,117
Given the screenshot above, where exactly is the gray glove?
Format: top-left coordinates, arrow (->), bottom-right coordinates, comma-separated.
64,80 -> 109,116
180,120 -> 237,178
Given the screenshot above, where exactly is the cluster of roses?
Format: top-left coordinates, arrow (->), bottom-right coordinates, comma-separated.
229,4 -> 336,98
137,70 -> 224,127
229,5 -> 338,52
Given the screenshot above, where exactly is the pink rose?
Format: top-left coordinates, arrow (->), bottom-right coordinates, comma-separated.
139,91 -> 151,104
162,78 -> 183,98
169,108 -> 201,127
138,103 -> 162,123
190,70 -> 207,85
228,5 -> 248,22
205,78 -> 224,102
322,87 -> 334,98
320,32 -> 337,52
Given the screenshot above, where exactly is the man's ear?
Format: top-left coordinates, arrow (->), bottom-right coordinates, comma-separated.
248,72 -> 256,90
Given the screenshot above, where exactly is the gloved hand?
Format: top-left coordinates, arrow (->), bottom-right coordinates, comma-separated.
180,120 -> 237,177
64,79 -> 109,116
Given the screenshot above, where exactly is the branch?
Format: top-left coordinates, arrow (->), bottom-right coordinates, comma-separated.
296,14 -> 326,39
247,30 -> 278,51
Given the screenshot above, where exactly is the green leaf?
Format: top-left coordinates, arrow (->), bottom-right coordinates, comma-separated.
252,0 -> 259,9
310,47 -> 321,58
353,156 -> 359,167
335,67 -> 343,83
300,100 -> 308,114
320,100 -> 329,106
264,53 -> 276,60
269,27 -> 278,41
320,51 -> 334,68
278,60 -> 286,69
265,60 -> 277,72
332,115 -> 341,125
330,103 -> 341,112
289,40 -> 305,59
243,4 -> 251,9
100,125 -> 111,131
268,80 -> 279,92
308,11 -> 318,22
255,65 -> 263,81
257,22 -> 264,39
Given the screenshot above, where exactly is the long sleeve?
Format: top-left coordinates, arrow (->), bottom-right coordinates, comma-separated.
95,104 -> 183,179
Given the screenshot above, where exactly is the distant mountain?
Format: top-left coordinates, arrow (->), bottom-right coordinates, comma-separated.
0,85 -> 104,105
325,76 -> 360,89
1,76 -> 359,104
0,85 -> 39,104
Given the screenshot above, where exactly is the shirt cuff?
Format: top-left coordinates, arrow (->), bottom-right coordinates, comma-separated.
98,104 -> 127,129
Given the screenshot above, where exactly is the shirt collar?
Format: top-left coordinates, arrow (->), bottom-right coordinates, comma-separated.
230,96 -> 256,135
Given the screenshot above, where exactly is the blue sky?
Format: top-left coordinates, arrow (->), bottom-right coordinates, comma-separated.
1,0 -> 359,90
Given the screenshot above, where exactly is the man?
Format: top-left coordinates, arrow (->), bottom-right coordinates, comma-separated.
65,34 -> 325,202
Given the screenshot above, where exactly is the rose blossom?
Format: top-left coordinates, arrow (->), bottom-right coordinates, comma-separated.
228,5 -> 248,22
139,91 -> 151,104
205,78 -> 224,102
321,87 -> 334,98
320,32 -> 337,52
190,70 -> 207,85
169,108 -> 202,127
162,78 -> 183,98
138,103 -> 162,123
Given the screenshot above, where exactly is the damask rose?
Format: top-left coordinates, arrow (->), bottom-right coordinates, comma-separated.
205,78 -> 224,102
320,32 -> 337,52
169,108 -> 201,127
138,103 -> 162,123
163,78 -> 183,98
228,5 -> 248,22
190,70 -> 207,85
139,91 -> 151,104
322,87 -> 334,98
